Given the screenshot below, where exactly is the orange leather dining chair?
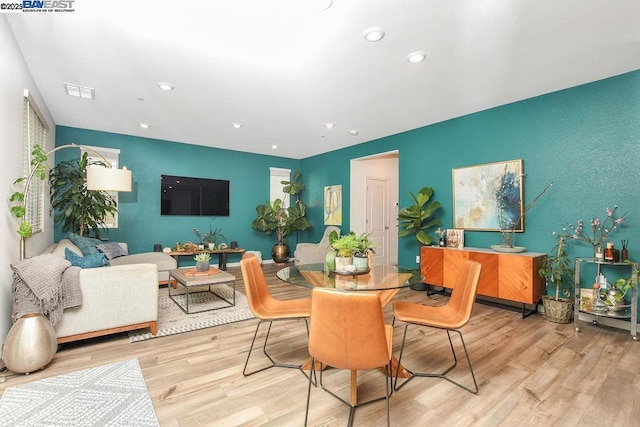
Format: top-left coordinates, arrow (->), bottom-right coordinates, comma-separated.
240,253 -> 312,377
304,288 -> 393,427
392,260 -> 481,394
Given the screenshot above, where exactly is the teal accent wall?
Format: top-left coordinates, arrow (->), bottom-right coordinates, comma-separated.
54,70 -> 639,311
54,127 -> 301,264
301,70 -> 640,294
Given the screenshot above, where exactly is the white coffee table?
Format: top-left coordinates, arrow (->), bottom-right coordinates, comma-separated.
168,268 -> 236,314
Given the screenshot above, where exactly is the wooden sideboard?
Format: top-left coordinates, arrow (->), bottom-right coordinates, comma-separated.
420,246 -> 546,309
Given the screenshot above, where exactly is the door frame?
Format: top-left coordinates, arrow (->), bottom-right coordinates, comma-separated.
349,150 -> 399,266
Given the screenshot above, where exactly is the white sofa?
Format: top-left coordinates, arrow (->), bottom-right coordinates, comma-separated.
44,239 -> 168,343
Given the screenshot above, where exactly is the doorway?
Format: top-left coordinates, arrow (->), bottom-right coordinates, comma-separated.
350,151 -> 399,266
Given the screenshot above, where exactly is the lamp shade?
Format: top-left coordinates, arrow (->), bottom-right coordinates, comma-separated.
86,167 -> 132,192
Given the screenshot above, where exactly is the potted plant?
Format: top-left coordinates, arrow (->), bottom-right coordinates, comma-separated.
397,186 -> 441,290
251,171 -> 311,263
194,224 -> 225,250
397,186 -> 442,246
538,235 -> 574,323
194,252 -> 211,272
353,232 -> 376,271
605,260 -> 638,311
48,152 -> 117,239
328,231 -> 360,271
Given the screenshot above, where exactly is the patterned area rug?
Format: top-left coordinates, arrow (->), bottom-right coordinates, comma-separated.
128,284 -> 254,342
0,359 -> 158,427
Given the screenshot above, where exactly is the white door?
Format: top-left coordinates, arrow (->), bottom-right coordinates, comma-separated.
366,177 -> 389,266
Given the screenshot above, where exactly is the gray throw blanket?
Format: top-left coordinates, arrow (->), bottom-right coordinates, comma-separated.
11,254 -> 82,325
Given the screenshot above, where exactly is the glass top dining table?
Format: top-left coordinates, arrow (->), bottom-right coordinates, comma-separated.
276,263 -> 423,291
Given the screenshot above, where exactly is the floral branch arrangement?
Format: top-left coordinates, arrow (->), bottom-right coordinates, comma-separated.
554,206 -> 628,251
495,165 -> 553,247
435,228 -> 446,239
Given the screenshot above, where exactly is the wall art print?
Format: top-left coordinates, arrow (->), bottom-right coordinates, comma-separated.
324,185 -> 342,226
452,159 -> 524,231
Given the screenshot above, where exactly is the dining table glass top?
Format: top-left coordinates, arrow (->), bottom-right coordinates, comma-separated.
276,263 -> 423,291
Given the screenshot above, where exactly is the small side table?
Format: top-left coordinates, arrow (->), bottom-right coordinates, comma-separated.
168,268 -> 236,314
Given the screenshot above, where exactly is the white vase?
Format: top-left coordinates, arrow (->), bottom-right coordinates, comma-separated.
334,256 -> 353,271
2,313 -> 57,374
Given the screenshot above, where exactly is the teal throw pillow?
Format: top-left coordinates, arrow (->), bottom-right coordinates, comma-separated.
65,247 -> 109,268
96,242 -> 128,260
68,233 -> 102,255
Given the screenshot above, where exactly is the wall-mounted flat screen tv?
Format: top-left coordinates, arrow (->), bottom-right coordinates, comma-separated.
161,175 -> 230,216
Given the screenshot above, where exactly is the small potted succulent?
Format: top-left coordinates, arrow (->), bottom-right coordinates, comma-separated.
194,252 -> 211,272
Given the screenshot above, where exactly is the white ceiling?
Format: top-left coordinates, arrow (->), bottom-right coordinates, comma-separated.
7,0 -> 640,159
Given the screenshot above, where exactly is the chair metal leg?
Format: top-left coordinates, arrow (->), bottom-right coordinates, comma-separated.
394,323 -> 478,394
310,362 -> 391,426
304,356 -> 316,427
243,319 -> 311,378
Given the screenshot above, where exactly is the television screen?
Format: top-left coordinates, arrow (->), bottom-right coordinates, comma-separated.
161,175 -> 229,216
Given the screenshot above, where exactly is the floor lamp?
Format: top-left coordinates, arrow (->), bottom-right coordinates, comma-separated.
13,143 -> 132,260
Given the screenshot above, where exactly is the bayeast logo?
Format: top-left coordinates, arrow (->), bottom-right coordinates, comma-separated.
22,0 -> 74,11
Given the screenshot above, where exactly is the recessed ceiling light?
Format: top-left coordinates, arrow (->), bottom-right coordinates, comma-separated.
64,83 -> 95,99
271,145 -> 278,149
319,0 -> 333,11
325,122 -> 336,129
232,122 -> 243,128
406,51 -> 427,63
157,82 -> 174,91
350,129 -> 359,136
139,122 -> 150,129
363,27 -> 385,42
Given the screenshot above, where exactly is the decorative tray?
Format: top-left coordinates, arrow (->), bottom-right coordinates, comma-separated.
182,268 -> 222,276
330,268 -> 370,276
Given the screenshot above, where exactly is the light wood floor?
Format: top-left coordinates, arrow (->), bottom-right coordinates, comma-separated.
1,263 -> 639,426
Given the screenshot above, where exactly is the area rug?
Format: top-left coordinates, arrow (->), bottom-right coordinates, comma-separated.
0,358 -> 158,427
128,284 -> 254,342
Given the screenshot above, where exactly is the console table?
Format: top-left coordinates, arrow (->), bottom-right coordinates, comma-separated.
421,246 -> 546,318
167,248 -> 245,270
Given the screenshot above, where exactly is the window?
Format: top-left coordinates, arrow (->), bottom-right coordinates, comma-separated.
81,146 -> 121,228
22,90 -> 49,235
270,167 -> 290,207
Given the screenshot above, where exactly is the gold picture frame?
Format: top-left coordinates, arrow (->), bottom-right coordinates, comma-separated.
452,159 -> 524,231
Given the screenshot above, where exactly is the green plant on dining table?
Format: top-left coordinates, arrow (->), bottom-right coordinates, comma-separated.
329,231 -> 360,257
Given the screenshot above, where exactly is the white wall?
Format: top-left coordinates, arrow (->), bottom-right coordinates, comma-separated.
0,16 -> 55,346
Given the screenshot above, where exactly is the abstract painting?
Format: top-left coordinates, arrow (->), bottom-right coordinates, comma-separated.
452,159 -> 524,231
324,185 -> 342,225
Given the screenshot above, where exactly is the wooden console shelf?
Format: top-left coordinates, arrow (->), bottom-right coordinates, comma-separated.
421,246 -> 546,316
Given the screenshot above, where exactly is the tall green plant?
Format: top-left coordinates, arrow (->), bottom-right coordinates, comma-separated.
251,171 -> 311,245
49,153 -> 117,238
397,186 -> 442,245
